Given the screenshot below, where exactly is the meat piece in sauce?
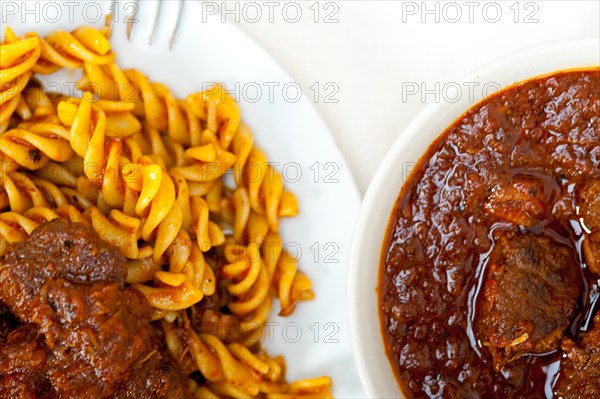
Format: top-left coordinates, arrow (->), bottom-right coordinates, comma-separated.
475,232 -> 581,370
190,278 -> 242,344
484,176 -> 555,227
554,314 -> 600,399
0,220 -> 189,398
0,324 -> 50,398
0,303 -> 18,345
580,180 -> 600,274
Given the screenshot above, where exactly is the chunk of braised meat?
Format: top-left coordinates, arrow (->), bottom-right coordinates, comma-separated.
0,220 -> 189,399
190,282 -> 242,344
475,232 -> 581,371
0,374 -> 36,399
555,314 -> 600,398
580,180 -> 600,274
0,303 -> 18,344
0,324 -> 51,398
484,176 -> 555,227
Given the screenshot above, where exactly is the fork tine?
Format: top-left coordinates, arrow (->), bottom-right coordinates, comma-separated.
105,0 -> 116,37
148,1 -> 163,45
169,0 -> 185,50
126,0 -> 140,40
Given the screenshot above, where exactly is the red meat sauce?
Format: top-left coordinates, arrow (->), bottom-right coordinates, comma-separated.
380,69 -> 600,399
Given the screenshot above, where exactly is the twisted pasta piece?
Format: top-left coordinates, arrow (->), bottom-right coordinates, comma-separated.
171,141 -> 237,183
57,97 -> 142,177
15,84 -> 58,122
79,63 -> 203,148
272,248 -> 314,317
80,65 -> 165,126
222,186 -> 310,315
222,243 -> 271,331
87,206 -> 152,259
258,230 -> 315,316
134,242 -> 215,322
163,318 -> 263,396
133,277 -> 204,312
166,318 -> 332,399
187,84 -> 240,149
0,123 -> 73,171
1,171 -> 53,212
220,233 -> 314,318
59,97 -> 142,137
32,26 -> 114,74
264,375 -> 333,399
0,27 -> 41,124
191,196 -> 226,252
240,148 -> 299,232
121,155 -> 182,242
57,96 -> 107,183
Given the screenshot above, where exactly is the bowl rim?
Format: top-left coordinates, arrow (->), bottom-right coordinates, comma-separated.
347,36 -> 600,398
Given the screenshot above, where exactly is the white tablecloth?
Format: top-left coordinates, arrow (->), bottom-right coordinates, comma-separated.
232,0 -> 600,194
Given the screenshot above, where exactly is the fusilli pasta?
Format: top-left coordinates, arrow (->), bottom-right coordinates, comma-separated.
0,25 -> 330,398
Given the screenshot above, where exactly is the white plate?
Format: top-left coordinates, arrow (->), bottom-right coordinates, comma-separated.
348,38 -> 600,398
3,1 -> 365,396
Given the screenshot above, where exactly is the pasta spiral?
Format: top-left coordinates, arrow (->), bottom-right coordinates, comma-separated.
32,26 -> 115,74
0,24 -> 329,398
164,314 -> 332,398
0,123 -> 73,171
0,28 -> 41,124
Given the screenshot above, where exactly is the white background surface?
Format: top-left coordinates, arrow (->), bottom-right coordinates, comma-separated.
228,0 -> 600,193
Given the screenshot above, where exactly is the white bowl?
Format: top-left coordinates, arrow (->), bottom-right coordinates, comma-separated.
347,38 -> 600,398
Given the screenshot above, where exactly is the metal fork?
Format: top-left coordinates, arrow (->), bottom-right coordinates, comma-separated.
105,0 -> 185,49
